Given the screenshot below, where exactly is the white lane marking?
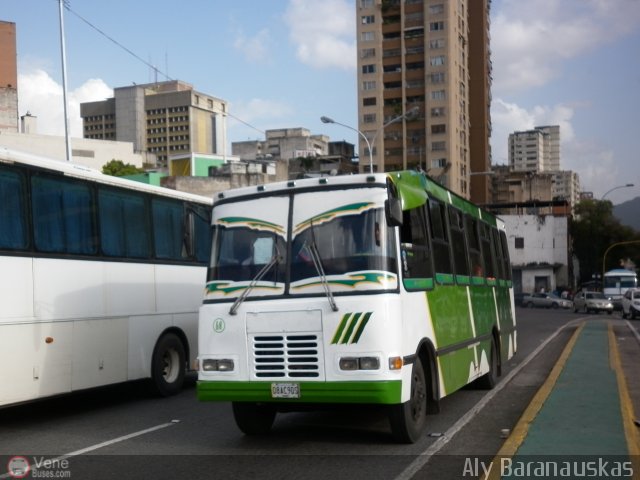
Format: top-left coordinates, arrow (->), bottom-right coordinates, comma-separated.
626,320 -> 640,344
393,320 -> 581,480
0,420 -> 179,479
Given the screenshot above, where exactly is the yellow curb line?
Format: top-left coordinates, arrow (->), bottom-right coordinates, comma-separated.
608,321 -> 640,479
482,321 -> 584,480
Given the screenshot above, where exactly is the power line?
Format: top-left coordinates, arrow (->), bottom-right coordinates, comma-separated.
61,0 -> 171,81
57,1 -> 266,136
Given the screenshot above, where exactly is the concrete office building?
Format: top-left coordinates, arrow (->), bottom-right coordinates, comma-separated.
0,21 -> 18,133
355,0 -> 492,200
80,80 -> 229,168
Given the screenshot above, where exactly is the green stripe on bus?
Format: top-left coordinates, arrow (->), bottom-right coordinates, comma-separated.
331,313 -> 351,344
351,312 -> 372,344
197,380 -> 402,404
341,312 -> 362,344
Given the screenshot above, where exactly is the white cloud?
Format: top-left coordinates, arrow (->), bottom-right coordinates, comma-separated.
18,69 -> 112,137
283,0 -> 356,70
491,0 -> 640,94
227,98 -> 296,141
234,28 -> 272,64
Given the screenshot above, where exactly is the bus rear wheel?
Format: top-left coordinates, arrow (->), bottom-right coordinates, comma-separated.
388,359 -> 427,444
475,338 -> 498,390
151,333 -> 186,397
232,402 -> 276,435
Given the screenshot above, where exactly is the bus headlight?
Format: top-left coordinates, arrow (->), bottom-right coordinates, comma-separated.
339,356 -> 380,371
202,359 -> 235,372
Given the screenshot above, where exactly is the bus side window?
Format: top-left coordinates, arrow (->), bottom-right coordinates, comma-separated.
428,199 -> 454,278
491,228 -> 506,280
399,205 -> 433,288
479,222 -> 496,279
448,207 -> 470,279
465,215 -> 483,280
31,174 -> 96,255
98,187 -> 151,259
499,230 -> 512,281
0,168 -> 28,250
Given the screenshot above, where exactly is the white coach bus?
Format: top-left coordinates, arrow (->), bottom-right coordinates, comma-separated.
0,148 -> 211,407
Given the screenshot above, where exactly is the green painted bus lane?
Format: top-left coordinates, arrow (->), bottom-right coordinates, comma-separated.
509,320 -> 630,457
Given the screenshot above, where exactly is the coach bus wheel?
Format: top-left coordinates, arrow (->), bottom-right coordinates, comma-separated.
151,333 -> 186,397
388,359 -> 427,444
232,402 -> 276,435
475,338 -> 498,390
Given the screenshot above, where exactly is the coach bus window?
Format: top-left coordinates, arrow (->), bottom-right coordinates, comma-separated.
99,188 -> 150,259
32,175 -> 96,255
448,207 -> 470,280
427,199 -> 453,281
0,169 -> 28,250
152,198 -> 183,260
399,205 -> 433,289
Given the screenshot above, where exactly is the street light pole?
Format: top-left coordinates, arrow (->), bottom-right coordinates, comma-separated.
321,106 -> 419,174
602,183 -> 634,200
370,106 -> 420,171
320,116 -> 373,173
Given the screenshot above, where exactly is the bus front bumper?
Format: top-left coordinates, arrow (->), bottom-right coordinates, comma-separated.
197,380 -> 402,404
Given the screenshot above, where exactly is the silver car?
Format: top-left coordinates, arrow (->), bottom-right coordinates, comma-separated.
522,292 -> 573,309
572,291 -> 613,314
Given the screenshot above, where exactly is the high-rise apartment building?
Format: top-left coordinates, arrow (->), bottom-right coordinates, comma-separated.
356,0 -> 492,200
0,21 -> 18,133
508,125 -> 560,173
80,80 -> 228,168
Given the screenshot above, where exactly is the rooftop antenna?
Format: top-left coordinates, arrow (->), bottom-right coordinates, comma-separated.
58,0 -> 72,162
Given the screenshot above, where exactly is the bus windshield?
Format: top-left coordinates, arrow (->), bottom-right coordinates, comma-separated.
291,208 -> 397,283
206,205 -> 398,295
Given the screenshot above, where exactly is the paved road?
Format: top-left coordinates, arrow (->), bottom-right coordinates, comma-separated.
1,308 -> 637,479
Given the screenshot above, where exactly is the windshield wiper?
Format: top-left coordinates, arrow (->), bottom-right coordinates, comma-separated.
229,248 -> 282,315
302,239 -> 339,312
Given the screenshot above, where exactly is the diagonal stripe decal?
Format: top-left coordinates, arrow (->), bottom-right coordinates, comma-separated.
331,312 -> 373,344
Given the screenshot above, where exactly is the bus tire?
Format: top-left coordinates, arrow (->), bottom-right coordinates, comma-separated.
151,332 -> 186,397
475,338 -> 498,390
388,359 -> 427,444
232,402 -> 276,435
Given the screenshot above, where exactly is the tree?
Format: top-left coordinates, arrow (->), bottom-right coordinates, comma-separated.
102,159 -> 144,177
570,199 -> 640,285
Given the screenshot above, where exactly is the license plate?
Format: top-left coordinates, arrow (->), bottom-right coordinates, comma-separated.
271,383 -> 300,399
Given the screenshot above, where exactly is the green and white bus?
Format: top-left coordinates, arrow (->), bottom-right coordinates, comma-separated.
197,170 -> 516,442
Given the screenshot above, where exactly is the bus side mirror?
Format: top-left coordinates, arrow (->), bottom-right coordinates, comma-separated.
385,198 -> 403,227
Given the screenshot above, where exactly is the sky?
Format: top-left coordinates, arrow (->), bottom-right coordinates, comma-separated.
2,0 -> 640,204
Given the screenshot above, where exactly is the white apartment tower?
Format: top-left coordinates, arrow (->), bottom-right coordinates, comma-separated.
508,125 -> 560,173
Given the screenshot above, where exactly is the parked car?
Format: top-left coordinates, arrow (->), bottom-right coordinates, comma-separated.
522,292 -> 573,309
621,288 -> 640,319
572,291 -> 613,314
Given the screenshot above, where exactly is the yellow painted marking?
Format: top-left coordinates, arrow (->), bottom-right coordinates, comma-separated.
608,322 -> 640,479
482,322 -> 584,480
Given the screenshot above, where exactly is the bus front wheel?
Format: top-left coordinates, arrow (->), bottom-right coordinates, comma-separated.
388,359 -> 427,444
151,333 -> 186,397
232,402 -> 276,435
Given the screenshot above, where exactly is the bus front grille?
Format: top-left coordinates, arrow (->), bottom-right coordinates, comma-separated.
251,334 -> 321,379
